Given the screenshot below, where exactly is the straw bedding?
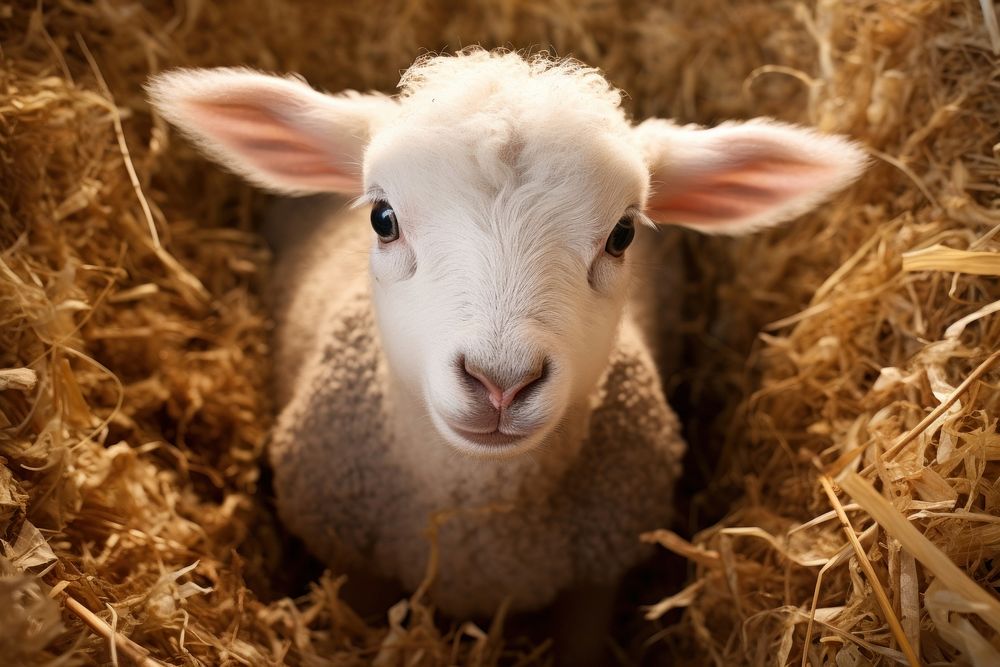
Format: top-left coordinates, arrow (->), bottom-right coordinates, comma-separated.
2,1 -> 1000,664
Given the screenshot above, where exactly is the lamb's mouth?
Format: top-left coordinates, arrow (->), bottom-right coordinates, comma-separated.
447,425 -> 528,448
430,406 -> 551,457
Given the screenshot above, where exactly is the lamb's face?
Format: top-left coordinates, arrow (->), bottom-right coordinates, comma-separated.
363,117 -> 648,458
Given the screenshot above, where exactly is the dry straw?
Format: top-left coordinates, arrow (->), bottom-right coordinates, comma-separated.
2,1 -> 1000,665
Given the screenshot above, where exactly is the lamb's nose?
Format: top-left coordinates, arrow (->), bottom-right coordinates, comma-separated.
462,356 -> 547,410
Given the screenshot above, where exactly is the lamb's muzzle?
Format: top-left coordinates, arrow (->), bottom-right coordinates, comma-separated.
447,352 -> 550,441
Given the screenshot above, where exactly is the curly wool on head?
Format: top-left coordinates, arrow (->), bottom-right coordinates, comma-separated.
399,49 -> 628,129
392,49 -> 635,190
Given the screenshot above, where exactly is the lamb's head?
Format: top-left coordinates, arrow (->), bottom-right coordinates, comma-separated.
148,50 -> 866,459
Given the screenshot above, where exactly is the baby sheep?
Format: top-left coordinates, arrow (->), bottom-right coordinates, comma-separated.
148,49 -> 864,659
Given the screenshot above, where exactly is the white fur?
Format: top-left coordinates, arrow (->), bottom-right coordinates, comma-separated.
147,50 -> 866,618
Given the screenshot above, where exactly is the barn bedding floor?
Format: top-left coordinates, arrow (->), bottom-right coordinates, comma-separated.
2,1 -> 1000,664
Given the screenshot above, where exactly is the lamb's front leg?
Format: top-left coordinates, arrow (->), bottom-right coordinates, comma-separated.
552,582 -> 618,667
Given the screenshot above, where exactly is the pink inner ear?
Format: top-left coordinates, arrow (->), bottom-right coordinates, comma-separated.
648,156 -> 836,226
187,100 -> 360,192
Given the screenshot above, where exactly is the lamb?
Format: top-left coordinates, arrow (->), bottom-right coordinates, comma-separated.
147,49 -> 866,660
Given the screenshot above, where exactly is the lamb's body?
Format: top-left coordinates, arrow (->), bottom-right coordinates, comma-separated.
268,207 -> 683,616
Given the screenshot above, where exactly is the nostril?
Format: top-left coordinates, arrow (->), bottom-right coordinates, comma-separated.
505,357 -> 547,408
461,357 -> 505,410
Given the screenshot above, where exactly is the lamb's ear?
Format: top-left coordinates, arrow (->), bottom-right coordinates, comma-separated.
635,119 -> 867,234
146,68 -> 397,195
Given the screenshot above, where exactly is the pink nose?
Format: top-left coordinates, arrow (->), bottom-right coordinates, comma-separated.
462,358 -> 547,410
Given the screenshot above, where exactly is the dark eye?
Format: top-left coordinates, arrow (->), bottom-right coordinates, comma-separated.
371,201 -> 399,242
605,215 -> 635,257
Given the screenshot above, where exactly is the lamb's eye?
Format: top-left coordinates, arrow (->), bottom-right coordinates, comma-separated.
371,201 -> 399,242
604,215 -> 635,257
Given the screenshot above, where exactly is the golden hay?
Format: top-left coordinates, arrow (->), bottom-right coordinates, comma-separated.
2,1 -> 1000,665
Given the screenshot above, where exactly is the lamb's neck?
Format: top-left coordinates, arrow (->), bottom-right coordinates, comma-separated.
386,384 -> 590,506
